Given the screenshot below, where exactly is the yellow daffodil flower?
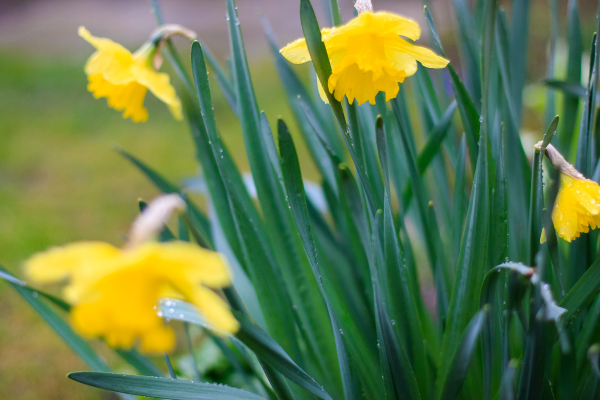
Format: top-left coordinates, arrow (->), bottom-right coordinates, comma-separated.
79,26 -> 184,122
550,174 -> 600,241
538,143 -> 600,242
280,11 -> 448,105
24,195 -> 238,353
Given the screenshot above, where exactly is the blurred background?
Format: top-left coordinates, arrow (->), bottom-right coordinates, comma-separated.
0,0 -> 597,398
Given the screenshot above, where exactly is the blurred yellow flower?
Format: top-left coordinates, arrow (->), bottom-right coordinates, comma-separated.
24,195 -> 238,354
539,143 -> 600,243
280,11 -> 448,105
79,26 -> 182,122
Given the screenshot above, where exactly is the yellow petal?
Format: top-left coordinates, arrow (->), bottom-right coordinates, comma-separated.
25,242 -> 120,284
79,27 -> 135,84
70,263 -> 173,353
168,102 -> 183,121
540,228 -> 547,244
317,78 -> 330,103
87,74 -> 149,122
385,38 -> 418,77
552,175 -> 600,241
149,242 -> 233,288
280,38 -> 311,64
71,302 -> 108,337
390,38 -> 449,69
192,287 -> 239,334
369,12 -> 421,40
322,12 -> 419,42
329,61 -> 403,106
132,64 -> 182,120
105,330 -> 138,349
139,325 -> 176,354
78,27 -> 132,58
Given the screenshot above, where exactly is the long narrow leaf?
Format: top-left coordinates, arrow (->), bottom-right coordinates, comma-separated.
424,5 -> 480,167
279,119 -> 356,400
439,309 -> 488,400
69,372 -> 267,400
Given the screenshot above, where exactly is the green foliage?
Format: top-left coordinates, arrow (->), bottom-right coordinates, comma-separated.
5,0 -> 600,399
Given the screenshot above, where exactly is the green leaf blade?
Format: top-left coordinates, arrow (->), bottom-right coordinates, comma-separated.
69,372 -> 267,400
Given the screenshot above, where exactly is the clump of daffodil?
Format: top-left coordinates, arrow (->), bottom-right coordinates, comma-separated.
79,25 -> 195,122
538,142 -> 600,242
24,194 -> 238,354
280,0 -> 448,105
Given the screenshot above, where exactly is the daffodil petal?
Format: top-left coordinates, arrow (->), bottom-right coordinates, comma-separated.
372,12 -> 421,39
540,228 -> 547,244
25,242 -> 120,284
329,61 -> 403,106
78,27 -> 132,59
551,175 -> 600,241
391,38 -> 449,69
385,39 -> 418,76
145,242 -> 233,288
139,325 -> 176,354
88,74 -> 149,122
192,287 -> 240,335
71,302 -> 108,337
79,27 -> 135,84
317,78 -> 330,103
323,12 -> 419,42
132,66 -> 182,120
69,263 -> 174,353
280,38 -> 311,64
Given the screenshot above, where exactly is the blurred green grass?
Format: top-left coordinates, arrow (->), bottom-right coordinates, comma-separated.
0,49 -> 311,399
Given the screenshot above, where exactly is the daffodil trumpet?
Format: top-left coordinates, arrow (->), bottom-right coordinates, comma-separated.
25,194 -> 239,354
79,24 -> 196,122
280,6 -> 448,105
537,142 -> 600,242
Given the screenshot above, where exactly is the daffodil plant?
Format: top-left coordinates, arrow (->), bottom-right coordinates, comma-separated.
3,0 -> 600,399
